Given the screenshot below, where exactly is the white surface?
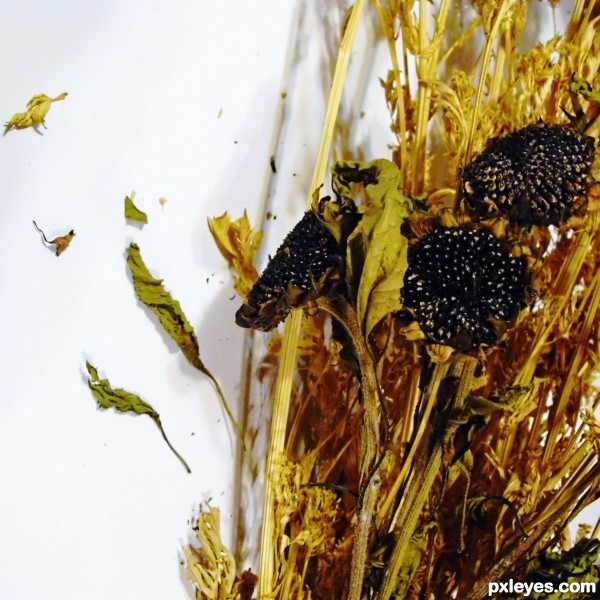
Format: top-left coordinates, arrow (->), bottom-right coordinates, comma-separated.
0,2 -> 300,599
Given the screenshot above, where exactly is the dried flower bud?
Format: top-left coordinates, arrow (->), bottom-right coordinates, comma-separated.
401,226 -> 529,351
236,211 -> 343,331
461,123 -> 595,226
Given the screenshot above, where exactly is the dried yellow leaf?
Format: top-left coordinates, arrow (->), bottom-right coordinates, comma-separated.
207,211 -> 263,299
4,92 -> 67,133
185,504 -> 236,599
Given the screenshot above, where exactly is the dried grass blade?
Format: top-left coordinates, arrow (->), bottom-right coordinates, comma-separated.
463,0 -> 513,166
543,267 -> 600,464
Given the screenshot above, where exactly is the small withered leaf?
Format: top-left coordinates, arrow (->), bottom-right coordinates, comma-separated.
85,361 -> 191,473
571,73 -> 600,106
127,243 -> 203,370
86,361 -> 157,416
32,221 -> 75,256
124,192 -> 148,224
208,211 -> 262,299
52,231 -> 76,256
4,92 -> 67,133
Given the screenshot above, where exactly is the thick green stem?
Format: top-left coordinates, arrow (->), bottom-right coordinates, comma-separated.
316,296 -> 382,600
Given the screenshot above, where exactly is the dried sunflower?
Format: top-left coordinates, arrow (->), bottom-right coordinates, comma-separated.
236,211 -> 344,331
401,225 -> 530,350
461,123 -> 595,226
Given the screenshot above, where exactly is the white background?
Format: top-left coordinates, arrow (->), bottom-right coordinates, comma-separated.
0,2 -> 302,599
1,2 -> 596,599
0,1 -> 396,599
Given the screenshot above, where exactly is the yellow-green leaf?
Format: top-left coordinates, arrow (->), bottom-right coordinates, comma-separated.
124,193 -> 148,224
85,361 -> 191,473
358,193 -> 410,335
127,242 -> 203,371
332,159 -> 411,334
365,247 -> 408,335
126,243 -> 244,445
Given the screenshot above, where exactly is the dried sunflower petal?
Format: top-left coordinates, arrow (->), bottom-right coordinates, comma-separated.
461,123 -> 595,226
236,211 -> 343,331
401,226 -> 529,350
4,92 -> 68,133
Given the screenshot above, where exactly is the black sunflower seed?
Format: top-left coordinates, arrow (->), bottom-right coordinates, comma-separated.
461,123 -> 595,226
236,211 -> 342,331
401,226 -> 529,350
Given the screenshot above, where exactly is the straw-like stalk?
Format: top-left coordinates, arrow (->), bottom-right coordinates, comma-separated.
257,1 -> 368,596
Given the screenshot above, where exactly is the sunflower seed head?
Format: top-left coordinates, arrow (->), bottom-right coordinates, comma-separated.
401,226 -> 530,351
461,123 -> 595,226
236,211 -> 343,331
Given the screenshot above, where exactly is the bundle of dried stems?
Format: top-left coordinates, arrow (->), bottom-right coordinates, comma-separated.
187,1 -> 600,598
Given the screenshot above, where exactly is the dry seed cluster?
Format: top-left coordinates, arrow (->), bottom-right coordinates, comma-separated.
402,226 -> 529,350
236,211 -> 340,331
461,123 -> 595,226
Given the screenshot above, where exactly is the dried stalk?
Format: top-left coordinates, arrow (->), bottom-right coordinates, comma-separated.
257,1 -> 368,595
316,296 -> 383,600
410,0 -> 451,195
463,0 -> 513,166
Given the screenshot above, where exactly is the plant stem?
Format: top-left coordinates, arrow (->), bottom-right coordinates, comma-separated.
316,296 -> 382,600
464,0 -> 512,166
410,0 -> 451,195
376,356 -> 477,600
257,1 -> 368,595
151,414 -> 192,474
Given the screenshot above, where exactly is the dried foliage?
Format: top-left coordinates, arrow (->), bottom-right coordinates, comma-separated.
32,220 -> 75,256
4,92 -> 67,133
190,1 -> 600,599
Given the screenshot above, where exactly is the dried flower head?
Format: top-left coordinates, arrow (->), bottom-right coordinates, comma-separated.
401,226 -> 530,350
236,211 -> 343,331
461,123 -> 595,226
